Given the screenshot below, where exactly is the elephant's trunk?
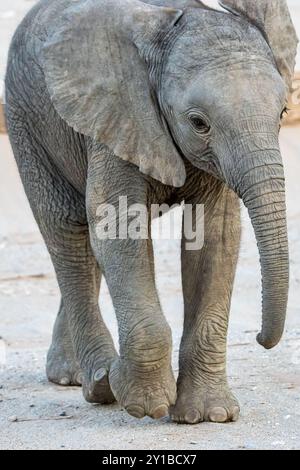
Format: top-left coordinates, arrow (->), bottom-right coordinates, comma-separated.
239,154 -> 289,349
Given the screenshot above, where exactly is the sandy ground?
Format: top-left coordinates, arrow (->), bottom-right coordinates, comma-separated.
0,0 -> 300,452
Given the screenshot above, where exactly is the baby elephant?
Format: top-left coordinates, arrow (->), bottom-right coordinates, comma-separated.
5,0 -> 298,423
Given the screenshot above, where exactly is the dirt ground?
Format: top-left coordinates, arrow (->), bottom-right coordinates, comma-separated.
0,0 -> 300,451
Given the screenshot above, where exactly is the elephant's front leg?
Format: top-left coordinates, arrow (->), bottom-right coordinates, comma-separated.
87,152 -> 176,419
171,184 -> 241,424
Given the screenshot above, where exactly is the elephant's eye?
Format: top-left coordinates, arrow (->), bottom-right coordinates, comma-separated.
189,114 -> 211,135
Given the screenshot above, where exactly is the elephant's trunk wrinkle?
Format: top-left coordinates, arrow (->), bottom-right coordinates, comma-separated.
241,177 -> 285,203
249,208 -> 286,222
242,171 -> 289,350
243,189 -> 285,208
236,162 -> 284,195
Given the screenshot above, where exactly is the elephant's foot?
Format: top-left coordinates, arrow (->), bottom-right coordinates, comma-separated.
82,355 -> 117,404
109,357 -> 177,419
170,377 -> 240,424
46,342 -> 82,386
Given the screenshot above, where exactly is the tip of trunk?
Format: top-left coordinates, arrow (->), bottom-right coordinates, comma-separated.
256,332 -> 283,350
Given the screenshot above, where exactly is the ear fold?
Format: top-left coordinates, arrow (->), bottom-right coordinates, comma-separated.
42,0 -> 186,187
219,0 -> 299,92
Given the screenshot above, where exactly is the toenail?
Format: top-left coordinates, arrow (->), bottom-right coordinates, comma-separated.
231,406 -> 240,422
59,377 -> 70,386
170,414 -> 181,423
208,407 -> 227,423
94,368 -> 107,383
184,408 -> 201,424
75,372 -> 83,385
126,405 -> 145,419
150,405 -> 168,420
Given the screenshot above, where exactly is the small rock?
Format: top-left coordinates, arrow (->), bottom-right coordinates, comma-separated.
9,416 -> 18,422
59,411 -> 67,417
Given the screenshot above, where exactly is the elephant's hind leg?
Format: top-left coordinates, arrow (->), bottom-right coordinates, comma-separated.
36,187 -> 117,402
39,194 -> 117,402
171,182 -> 241,424
46,299 -> 82,386
10,127 -> 118,403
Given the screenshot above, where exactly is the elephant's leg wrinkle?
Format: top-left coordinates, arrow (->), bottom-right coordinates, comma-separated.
171,183 -> 241,424
46,299 -> 83,386
87,152 -> 176,419
14,139 -> 117,403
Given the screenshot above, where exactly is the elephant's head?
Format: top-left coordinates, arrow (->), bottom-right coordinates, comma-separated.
156,0 -> 298,349
42,0 -> 298,349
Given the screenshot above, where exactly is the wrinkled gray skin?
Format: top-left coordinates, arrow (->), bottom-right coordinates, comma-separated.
5,0 -> 298,424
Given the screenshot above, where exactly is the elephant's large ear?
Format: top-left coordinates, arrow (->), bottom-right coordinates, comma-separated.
218,0 -> 299,92
42,0 -> 185,187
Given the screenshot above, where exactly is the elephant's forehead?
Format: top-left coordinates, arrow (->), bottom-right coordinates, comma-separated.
172,10 -> 273,61
162,10 -> 284,106
162,10 -> 277,89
